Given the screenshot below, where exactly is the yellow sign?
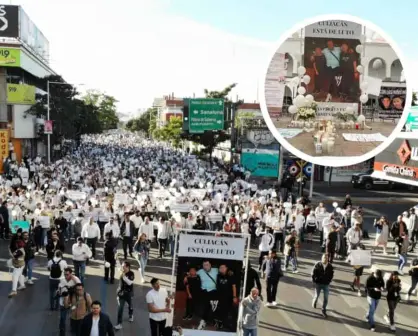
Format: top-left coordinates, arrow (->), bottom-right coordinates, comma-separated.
7,84 -> 36,105
0,130 -> 9,159
0,48 -> 21,67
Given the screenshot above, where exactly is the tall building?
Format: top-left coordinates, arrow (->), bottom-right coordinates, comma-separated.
0,4 -> 56,169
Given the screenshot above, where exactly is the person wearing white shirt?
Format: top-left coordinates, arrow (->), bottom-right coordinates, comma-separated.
346,223 -> 363,262
72,237 -> 92,284
98,207 -> 111,240
130,211 -> 144,235
138,217 -> 155,243
81,218 -> 101,259
80,301 -> 115,336
104,217 -> 120,239
295,211 -> 306,241
322,215 -> 335,246
156,219 -> 169,259
146,278 -> 171,336
305,212 -> 317,243
57,268 -> 81,335
315,203 -> 326,216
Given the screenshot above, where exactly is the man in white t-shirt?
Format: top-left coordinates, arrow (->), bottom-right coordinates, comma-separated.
146,278 -> 171,336
58,268 -> 81,335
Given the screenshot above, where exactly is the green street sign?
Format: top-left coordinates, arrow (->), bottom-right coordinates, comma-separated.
189,98 -> 224,133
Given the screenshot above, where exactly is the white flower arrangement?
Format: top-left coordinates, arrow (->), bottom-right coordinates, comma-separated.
296,103 -> 317,121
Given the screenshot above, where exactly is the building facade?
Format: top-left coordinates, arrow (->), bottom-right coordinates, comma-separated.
0,4 -> 56,169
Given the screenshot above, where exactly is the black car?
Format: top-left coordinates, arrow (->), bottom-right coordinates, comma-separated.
351,169 -> 415,190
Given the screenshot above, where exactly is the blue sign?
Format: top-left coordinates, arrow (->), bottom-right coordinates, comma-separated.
11,220 -> 30,234
241,151 -> 279,178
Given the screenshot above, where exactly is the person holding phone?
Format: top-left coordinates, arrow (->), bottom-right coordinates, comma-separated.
365,269 -> 384,331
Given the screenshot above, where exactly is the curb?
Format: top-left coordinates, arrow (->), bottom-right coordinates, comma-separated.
311,197 -> 417,205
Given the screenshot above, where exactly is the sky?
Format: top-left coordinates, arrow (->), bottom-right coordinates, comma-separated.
9,0 -> 418,115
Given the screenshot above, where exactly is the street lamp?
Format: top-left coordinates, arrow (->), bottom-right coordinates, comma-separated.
47,81 -> 84,163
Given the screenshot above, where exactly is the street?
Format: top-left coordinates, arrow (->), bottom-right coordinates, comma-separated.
1,200 -> 417,336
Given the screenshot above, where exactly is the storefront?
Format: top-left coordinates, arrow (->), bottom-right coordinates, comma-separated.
372,136 -> 418,186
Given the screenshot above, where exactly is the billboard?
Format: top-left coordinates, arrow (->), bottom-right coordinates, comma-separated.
0,5 -> 19,38
303,20 -> 362,106
241,148 -> 279,178
19,7 -> 50,62
0,47 -> 20,67
173,233 -> 246,335
377,86 -> 406,120
373,138 -> 418,182
7,84 -> 35,105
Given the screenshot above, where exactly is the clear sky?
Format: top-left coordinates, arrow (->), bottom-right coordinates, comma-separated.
10,0 -> 418,115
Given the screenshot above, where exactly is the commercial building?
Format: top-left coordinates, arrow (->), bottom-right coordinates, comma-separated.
0,4 -> 56,169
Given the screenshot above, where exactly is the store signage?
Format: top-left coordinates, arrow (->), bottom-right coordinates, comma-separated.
382,164 -> 416,178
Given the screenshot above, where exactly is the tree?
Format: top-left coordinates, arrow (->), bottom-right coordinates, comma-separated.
182,83 -> 239,161
413,92 -> 417,106
27,75 -> 104,146
153,116 -> 183,147
83,90 -> 120,130
125,108 -> 156,136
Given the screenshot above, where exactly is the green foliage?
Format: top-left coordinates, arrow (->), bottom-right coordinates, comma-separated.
153,116 -> 183,147
26,75 -> 103,145
125,108 -> 157,136
204,83 -> 237,101
82,90 -> 119,130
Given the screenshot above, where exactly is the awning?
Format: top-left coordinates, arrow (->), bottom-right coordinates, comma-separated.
371,170 -> 418,187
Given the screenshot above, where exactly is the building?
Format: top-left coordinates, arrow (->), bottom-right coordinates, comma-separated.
0,4 -> 56,169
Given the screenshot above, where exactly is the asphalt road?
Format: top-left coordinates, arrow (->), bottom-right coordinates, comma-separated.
0,214 -> 417,336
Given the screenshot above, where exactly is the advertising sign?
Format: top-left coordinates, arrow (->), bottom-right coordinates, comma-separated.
304,20 -> 361,106
19,7 -> 50,62
0,47 -> 20,67
377,86 -> 406,120
0,5 -> 19,38
173,233 -> 245,334
241,149 -> 279,178
0,129 -> 9,159
189,98 -> 224,133
405,107 -> 418,132
7,84 -> 36,105
44,120 -> 53,134
374,138 -> 418,181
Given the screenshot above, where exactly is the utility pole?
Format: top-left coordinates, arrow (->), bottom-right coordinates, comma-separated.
229,102 -> 236,164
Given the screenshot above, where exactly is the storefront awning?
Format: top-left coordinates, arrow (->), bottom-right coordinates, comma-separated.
371,170 -> 418,187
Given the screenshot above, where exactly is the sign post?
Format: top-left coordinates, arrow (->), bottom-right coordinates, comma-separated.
189,98 -> 224,133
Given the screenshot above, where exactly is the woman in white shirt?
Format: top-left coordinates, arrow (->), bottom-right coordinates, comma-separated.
305,211 -> 317,243
315,202 -> 326,216
156,219 -> 169,259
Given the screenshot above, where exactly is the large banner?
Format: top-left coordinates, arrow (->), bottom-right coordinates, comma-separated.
7,84 -> 36,105
304,20 -> 362,105
19,7 -> 50,62
264,52 -> 286,118
173,233 -> 246,335
241,149 -> 279,178
0,47 -> 20,67
377,86 -> 406,120
0,5 -> 19,38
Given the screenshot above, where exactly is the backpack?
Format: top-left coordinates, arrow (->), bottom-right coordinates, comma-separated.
50,259 -> 62,278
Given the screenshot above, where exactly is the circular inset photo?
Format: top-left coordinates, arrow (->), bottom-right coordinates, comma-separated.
260,14 -> 411,167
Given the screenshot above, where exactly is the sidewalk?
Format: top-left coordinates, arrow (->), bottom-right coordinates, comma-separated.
311,195 -> 418,205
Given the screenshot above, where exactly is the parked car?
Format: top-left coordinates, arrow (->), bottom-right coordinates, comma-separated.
351,169 -> 415,190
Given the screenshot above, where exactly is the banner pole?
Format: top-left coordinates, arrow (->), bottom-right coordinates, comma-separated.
170,231 -> 179,297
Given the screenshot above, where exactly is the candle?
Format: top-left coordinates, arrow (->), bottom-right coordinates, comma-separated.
355,123 -> 359,130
